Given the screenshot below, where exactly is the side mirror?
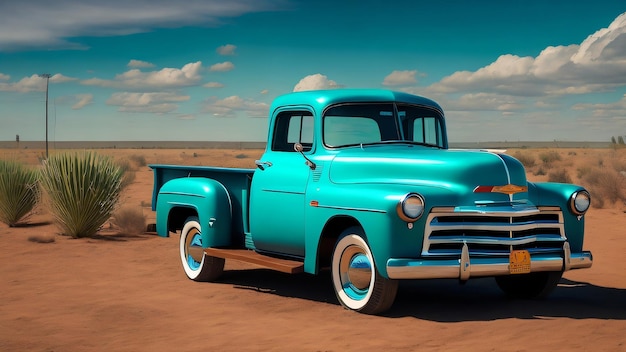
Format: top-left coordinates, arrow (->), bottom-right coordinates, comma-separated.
294,143 -> 316,170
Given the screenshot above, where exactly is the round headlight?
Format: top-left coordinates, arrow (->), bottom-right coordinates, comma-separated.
397,193 -> 425,222
570,190 -> 591,215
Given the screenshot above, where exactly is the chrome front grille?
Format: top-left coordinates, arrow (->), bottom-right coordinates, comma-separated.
423,206 -> 565,257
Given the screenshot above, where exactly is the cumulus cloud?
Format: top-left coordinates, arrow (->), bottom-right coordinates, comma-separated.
106,91 -> 189,113
203,82 -> 224,88
382,70 -> 418,86
72,94 -> 94,109
202,95 -> 269,117
209,61 -> 235,72
428,12 -> 626,98
293,74 -> 341,92
0,73 -> 9,80
573,93 -> 626,118
0,0 -> 281,51
217,44 -> 236,56
128,59 -> 155,68
0,73 -> 75,92
82,61 -> 203,89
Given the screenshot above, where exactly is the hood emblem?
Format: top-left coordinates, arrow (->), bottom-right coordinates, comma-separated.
474,184 -> 528,195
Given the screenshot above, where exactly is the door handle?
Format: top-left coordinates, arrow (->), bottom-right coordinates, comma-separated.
255,160 -> 273,170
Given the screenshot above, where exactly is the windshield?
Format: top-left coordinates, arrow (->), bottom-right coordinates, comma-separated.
323,103 -> 445,148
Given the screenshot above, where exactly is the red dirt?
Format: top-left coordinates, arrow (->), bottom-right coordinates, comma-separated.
1,148 -> 625,351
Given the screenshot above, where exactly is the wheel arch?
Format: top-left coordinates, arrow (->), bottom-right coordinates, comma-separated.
311,215 -> 363,274
155,177 -> 233,247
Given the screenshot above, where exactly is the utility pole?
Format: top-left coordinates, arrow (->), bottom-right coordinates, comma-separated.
39,73 -> 51,158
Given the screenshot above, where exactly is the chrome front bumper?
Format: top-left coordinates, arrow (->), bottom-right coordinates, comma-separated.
386,242 -> 593,280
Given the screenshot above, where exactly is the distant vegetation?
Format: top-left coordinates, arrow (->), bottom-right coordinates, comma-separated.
0,159 -> 40,227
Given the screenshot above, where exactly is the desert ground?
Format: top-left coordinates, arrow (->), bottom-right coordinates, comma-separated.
1,147 -> 625,351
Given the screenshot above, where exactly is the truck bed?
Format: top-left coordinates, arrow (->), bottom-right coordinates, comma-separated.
150,164 -> 255,235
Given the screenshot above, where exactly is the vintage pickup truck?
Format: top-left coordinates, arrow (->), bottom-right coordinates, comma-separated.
150,89 -> 592,314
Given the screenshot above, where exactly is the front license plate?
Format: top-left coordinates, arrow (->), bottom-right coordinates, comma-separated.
509,250 -> 531,274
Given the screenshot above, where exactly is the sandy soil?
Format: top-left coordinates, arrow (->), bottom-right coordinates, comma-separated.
1,148 -> 625,351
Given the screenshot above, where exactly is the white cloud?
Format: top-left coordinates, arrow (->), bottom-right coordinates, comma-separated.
293,74 -> 341,92
202,95 -> 269,117
106,92 -> 189,113
0,1 -> 282,51
428,12 -> 626,98
82,61 -> 203,89
50,73 -> 77,83
128,59 -> 155,68
260,89 -> 269,94
382,70 -> 418,86
573,94 -> 626,118
0,73 -> 75,92
203,82 -> 224,88
209,61 -> 235,72
0,73 -> 9,80
72,94 -> 93,109
0,74 -> 45,92
217,44 -> 236,56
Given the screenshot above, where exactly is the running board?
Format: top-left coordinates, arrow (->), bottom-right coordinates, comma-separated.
204,248 -> 304,274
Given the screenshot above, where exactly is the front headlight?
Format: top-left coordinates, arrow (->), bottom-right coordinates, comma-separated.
570,190 -> 591,216
396,193 -> 425,222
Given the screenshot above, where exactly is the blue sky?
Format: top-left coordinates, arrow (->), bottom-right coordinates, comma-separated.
1,0 -> 625,142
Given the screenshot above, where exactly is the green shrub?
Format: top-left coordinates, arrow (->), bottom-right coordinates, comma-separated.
40,151 -> 124,238
0,159 -> 40,226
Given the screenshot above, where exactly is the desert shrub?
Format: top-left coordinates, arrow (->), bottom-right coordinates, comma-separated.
539,151 -> 561,164
110,205 -> 146,235
577,166 -> 592,180
235,153 -> 248,159
128,154 -> 147,167
547,169 -> 572,183
116,159 -> 136,190
0,159 -> 40,226
513,152 -> 535,168
40,151 -> 124,238
534,168 -> 546,176
581,168 -> 626,208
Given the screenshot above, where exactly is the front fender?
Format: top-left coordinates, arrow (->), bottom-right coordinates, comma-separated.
528,182 -> 588,251
156,177 -> 233,247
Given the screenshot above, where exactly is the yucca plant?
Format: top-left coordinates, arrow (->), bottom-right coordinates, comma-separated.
40,151 -> 124,238
0,159 -> 40,227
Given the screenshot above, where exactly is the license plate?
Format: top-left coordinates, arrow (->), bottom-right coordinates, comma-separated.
509,250 -> 531,274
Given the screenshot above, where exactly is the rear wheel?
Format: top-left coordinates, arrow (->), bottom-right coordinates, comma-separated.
495,271 -> 563,299
331,227 -> 398,314
180,217 -> 224,281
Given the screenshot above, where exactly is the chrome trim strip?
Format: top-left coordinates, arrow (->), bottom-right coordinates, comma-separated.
387,251 -> 593,280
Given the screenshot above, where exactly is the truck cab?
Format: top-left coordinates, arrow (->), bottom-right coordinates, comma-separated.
151,89 -> 592,314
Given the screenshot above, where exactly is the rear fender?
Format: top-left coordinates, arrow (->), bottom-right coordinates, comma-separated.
156,177 -> 232,247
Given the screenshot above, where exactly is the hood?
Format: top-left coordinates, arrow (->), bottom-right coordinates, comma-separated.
328,145 -> 528,202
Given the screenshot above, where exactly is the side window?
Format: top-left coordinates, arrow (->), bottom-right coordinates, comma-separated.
413,117 -> 441,145
271,111 -> 314,152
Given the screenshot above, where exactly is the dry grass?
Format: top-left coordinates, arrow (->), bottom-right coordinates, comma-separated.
110,205 -> 146,235
548,169 -> 572,183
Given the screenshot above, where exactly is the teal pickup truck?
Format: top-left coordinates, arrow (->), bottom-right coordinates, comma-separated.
150,89 -> 592,314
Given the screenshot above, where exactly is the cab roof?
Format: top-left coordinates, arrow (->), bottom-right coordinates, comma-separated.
270,89 -> 444,115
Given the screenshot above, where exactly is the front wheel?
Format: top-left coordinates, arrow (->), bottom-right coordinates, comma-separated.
331,227 -> 398,314
495,271 -> 563,299
179,217 -> 224,281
